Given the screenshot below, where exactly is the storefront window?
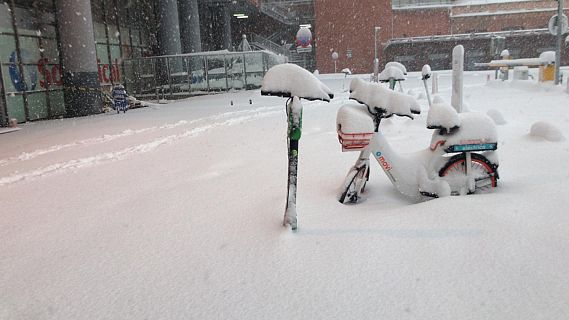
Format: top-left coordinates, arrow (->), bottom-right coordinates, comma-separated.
0,0 -> 152,124
0,0 -> 65,122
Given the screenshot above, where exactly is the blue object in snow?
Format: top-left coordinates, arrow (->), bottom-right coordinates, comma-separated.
112,84 -> 128,113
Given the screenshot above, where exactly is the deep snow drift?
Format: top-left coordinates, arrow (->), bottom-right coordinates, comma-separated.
1,70 -> 569,319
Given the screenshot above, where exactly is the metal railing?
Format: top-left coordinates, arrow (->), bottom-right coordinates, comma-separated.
122,50 -> 285,100
250,33 -> 291,58
259,0 -> 313,25
392,0 -> 451,8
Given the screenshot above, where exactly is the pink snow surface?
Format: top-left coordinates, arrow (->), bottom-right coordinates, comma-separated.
1,69 -> 569,319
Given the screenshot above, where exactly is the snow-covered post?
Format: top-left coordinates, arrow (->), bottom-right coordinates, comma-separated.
554,0 -> 565,85
451,45 -> 464,113
341,68 -> 352,91
332,52 -> 339,73
261,64 -> 333,231
373,58 -> 379,83
421,64 -> 433,107
432,72 -> 439,94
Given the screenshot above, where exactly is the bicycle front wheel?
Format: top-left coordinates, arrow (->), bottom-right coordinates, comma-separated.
439,153 -> 498,196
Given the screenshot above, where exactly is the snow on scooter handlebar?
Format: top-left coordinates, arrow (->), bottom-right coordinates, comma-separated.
261,63 -> 334,101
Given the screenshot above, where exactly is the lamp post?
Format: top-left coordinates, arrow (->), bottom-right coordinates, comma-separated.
373,27 -> 381,82
555,0 -> 564,85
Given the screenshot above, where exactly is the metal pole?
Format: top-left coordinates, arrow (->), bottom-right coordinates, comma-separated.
0,62 -> 8,126
555,0 -> 564,85
374,27 -> 378,61
373,27 -> 381,82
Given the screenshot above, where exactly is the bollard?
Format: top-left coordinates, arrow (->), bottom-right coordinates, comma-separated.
432,72 -> 439,94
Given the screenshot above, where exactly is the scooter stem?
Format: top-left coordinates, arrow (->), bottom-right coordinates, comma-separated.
422,79 -> 432,108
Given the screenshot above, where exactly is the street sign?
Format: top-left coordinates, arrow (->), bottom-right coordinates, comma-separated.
548,14 -> 569,35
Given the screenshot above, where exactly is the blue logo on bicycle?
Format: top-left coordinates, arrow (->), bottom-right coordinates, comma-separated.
9,50 -> 38,92
375,151 -> 382,157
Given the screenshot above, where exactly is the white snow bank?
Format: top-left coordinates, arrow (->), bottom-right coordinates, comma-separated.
349,78 -> 420,118
487,109 -> 507,125
336,104 -> 374,133
427,102 -> 461,131
430,112 -> 498,150
529,121 -> 566,142
261,63 -> 333,101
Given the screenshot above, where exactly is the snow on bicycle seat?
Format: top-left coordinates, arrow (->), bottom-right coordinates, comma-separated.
430,111 -> 498,152
427,101 -> 461,133
261,63 -> 334,102
349,78 -> 420,118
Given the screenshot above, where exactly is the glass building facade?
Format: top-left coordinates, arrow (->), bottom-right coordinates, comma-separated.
0,0 -> 294,127
0,0 -> 156,126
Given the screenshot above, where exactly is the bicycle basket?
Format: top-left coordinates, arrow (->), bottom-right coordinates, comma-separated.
338,129 -> 373,152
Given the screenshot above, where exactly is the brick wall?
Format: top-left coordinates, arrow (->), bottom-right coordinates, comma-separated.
314,0 -> 393,74
392,7 -> 451,37
314,0 -> 569,73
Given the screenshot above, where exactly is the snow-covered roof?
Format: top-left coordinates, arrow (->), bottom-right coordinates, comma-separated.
393,0 -> 538,9
388,28 -> 549,45
261,64 -> 334,101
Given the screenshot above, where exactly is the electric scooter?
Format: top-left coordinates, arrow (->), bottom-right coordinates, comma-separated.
337,71 -> 499,203
261,63 -> 334,230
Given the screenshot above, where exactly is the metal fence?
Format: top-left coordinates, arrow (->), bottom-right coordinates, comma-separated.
122,50 -> 285,100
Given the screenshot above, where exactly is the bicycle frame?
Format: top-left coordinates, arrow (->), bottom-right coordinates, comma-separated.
350,128 -> 442,200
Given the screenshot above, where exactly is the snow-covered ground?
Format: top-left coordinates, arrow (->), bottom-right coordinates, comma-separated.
1,70 -> 569,319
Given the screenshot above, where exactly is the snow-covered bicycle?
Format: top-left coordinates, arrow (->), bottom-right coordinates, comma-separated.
336,77 -> 499,203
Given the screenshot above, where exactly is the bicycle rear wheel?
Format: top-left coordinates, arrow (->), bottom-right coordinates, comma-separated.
439,153 -> 498,196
